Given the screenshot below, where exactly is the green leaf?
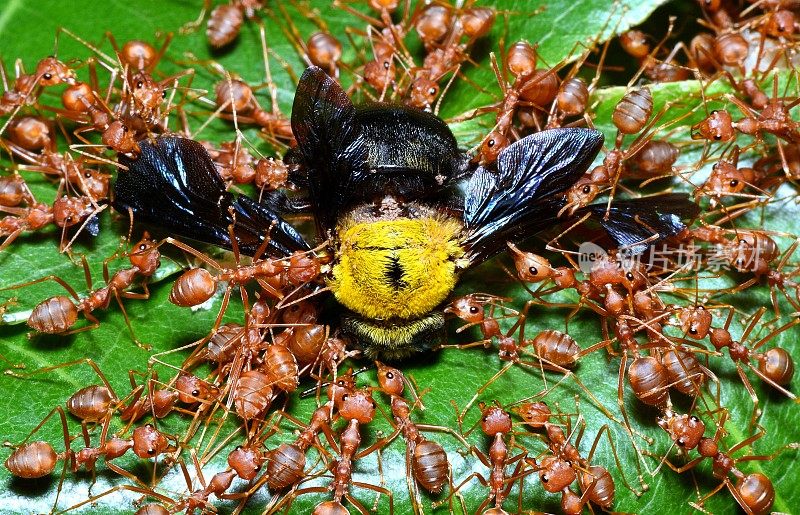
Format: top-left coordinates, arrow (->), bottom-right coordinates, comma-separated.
3,1 -> 799,515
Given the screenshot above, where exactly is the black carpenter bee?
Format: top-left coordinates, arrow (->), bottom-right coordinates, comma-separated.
113,66 -> 697,360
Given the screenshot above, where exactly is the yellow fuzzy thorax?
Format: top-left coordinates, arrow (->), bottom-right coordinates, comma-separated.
329,216 -> 465,320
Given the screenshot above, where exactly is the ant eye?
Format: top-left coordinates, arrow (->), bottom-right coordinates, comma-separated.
137,81 -> 144,88
626,272 -> 634,281
487,139 -> 495,147
690,416 -> 699,422
582,185 -> 591,194
148,448 -> 156,455
677,438 -> 685,446
145,423 -> 153,429
342,394 -> 349,401
84,172 -> 92,178
192,389 -> 200,396
139,244 -> 146,250
382,60 -> 390,69
43,73 -> 52,80
162,91 -> 167,98
372,402 -> 377,408
469,306 -> 480,314
690,327 -> 698,334
714,134 -> 721,140
254,465 -> 260,471
386,372 -> 393,379
529,266 -> 538,275
428,87 -> 436,95
730,180 -> 739,187
542,474 -> 549,482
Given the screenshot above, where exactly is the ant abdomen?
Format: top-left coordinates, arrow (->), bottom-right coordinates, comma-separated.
66,385 -> 114,421
4,441 -> 58,479
628,356 -> 669,407
737,473 -> 774,515
169,268 -> 217,307
758,347 -> 794,385
28,296 -> 78,334
612,87 -> 653,135
413,439 -> 449,493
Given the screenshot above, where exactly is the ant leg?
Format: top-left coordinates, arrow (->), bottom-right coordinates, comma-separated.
587,424 -> 644,495
112,290 -> 150,350
350,481 -> 393,514
59,484 -> 175,513
61,310 -> 101,337
736,365 -> 764,432
615,352 -> 649,494
164,237 -> 223,270
10,357 -> 118,399
431,472 -> 488,509
354,426 -> 402,459
460,361 -> 515,418
0,274 -> 81,301
272,485 -> 331,514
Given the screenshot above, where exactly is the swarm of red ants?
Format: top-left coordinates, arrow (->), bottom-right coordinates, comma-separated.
1,0 -> 800,513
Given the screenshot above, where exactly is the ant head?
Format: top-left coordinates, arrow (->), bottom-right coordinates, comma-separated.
375,361 -> 404,396
132,423 -> 169,459
228,445 -> 263,481
660,413 -> 705,451
539,455 -> 577,493
338,388 -> 377,424
478,130 -> 508,165
480,404 -> 512,436
507,243 -> 553,283
327,368 -> 357,405
175,374 -> 218,404
36,57 -> 75,87
444,294 -> 485,323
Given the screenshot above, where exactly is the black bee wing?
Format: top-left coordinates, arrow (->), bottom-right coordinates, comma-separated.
113,136 -> 309,257
291,66 -> 369,232
462,128 -> 604,264
580,193 -> 700,254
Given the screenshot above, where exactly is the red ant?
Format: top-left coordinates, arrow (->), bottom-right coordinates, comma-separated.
0,192 -> 102,253
264,371 -> 356,492
366,362 -> 458,506
435,403 -> 530,513
0,55 -> 76,136
3,406 -> 73,512
183,0 -> 264,48
3,233 -> 160,346
652,409 -> 798,514
709,306 -> 798,428
695,145 -> 766,207
274,387 -> 393,514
